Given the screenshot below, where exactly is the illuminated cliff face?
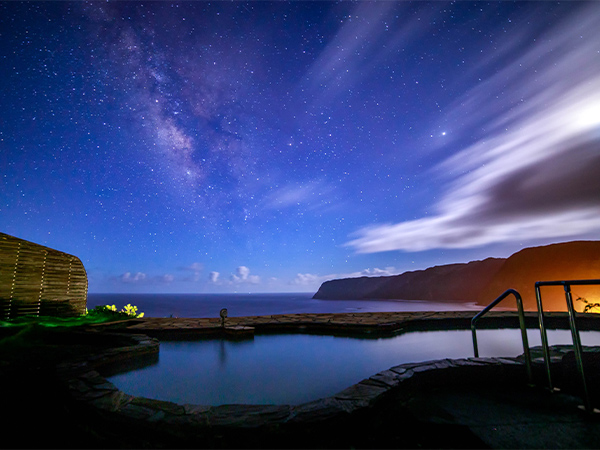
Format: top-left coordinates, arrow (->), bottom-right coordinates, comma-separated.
478,241 -> 600,312
313,241 -> 600,311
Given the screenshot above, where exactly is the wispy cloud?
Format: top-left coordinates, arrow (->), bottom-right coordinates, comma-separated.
263,180 -> 334,210
180,262 -> 204,281
118,272 -> 174,284
120,272 -> 147,283
304,2 -> 433,105
347,4 -> 600,253
292,267 -> 399,287
230,265 -> 260,284
162,274 -> 175,283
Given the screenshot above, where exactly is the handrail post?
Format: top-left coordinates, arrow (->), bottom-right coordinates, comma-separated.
471,322 -> 480,358
563,283 -> 592,412
535,279 -> 600,413
515,290 -> 533,385
535,283 -> 554,392
471,289 -> 533,385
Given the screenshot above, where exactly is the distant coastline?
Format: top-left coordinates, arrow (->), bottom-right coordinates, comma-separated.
313,241 -> 600,312
87,292 -> 481,318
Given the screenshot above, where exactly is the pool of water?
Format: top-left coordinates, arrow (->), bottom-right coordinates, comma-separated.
107,329 -> 600,406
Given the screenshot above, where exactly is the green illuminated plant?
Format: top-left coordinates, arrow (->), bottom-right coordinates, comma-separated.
122,303 -> 144,318
86,304 -> 144,318
0,304 -> 144,332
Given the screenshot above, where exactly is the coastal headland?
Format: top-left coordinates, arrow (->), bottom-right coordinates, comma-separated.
313,241 -> 600,311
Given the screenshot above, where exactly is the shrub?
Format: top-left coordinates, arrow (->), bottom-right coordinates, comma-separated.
86,304 -> 144,319
576,296 -> 600,313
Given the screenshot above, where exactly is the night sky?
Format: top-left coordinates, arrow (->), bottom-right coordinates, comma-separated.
2,1 -> 600,294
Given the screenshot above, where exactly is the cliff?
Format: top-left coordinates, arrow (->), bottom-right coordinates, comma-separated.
313,241 -> 600,311
477,241 -> 600,310
313,258 -> 505,303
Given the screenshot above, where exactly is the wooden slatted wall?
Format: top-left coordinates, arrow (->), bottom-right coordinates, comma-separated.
0,232 -> 88,319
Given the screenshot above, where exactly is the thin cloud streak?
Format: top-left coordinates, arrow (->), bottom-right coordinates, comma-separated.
347,4 -> 600,253
118,272 -> 174,285
263,180 -> 334,211
304,2 -> 433,106
292,267 -> 399,287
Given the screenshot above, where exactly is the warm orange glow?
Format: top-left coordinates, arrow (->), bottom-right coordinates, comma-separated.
574,295 -> 600,314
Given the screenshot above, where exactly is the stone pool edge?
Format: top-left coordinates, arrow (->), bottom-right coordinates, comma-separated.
89,310 -> 600,339
56,311 -> 600,434
57,334 -> 530,431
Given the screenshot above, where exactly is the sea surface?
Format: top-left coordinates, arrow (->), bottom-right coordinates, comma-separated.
87,293 -> 481,318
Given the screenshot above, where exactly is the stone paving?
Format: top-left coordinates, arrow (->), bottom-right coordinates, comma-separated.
91,309 -> 599,339
55,310 -> 600,448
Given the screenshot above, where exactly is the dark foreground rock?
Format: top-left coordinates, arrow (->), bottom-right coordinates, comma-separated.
44,345 -> 600,449
4,313 -> 600,449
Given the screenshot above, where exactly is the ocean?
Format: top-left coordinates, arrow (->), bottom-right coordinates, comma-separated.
87,293 -> 481,318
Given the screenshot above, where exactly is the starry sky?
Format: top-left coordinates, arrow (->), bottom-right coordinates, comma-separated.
2,1 -> 600,294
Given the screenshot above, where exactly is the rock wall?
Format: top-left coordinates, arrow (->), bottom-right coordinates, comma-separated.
313,258 -> 504,303
370,258 -> 505,302
477,241 -> 600,311
313,241 -> 600,312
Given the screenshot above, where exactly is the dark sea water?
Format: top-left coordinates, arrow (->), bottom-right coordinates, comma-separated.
87,293 -> 480,318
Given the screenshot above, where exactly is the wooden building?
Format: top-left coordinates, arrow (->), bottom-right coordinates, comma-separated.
0,232 -> 88,319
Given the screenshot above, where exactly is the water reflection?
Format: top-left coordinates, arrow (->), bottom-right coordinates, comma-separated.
219,340 -> 226,367
106,329 -> 600,406
218,337 -> 255,369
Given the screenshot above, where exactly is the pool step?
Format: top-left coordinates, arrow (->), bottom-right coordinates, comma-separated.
223,325 -> 255,337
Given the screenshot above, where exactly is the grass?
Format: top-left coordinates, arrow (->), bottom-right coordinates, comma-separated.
0,305 -> 144,367
0,306 -> 151,448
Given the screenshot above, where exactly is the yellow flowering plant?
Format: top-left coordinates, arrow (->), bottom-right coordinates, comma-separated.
87,304 -> 144,318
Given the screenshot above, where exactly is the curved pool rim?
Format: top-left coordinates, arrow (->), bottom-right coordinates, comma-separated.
58,311 -> 600,432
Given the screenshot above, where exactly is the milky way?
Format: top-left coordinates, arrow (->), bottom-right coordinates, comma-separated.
1,1 -> 599,293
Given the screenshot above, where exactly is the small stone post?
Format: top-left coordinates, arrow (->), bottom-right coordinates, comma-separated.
220,308 -> 228,328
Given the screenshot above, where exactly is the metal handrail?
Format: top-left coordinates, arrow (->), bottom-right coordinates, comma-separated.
535,279 -> 600,413
471,288 -> 533,385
